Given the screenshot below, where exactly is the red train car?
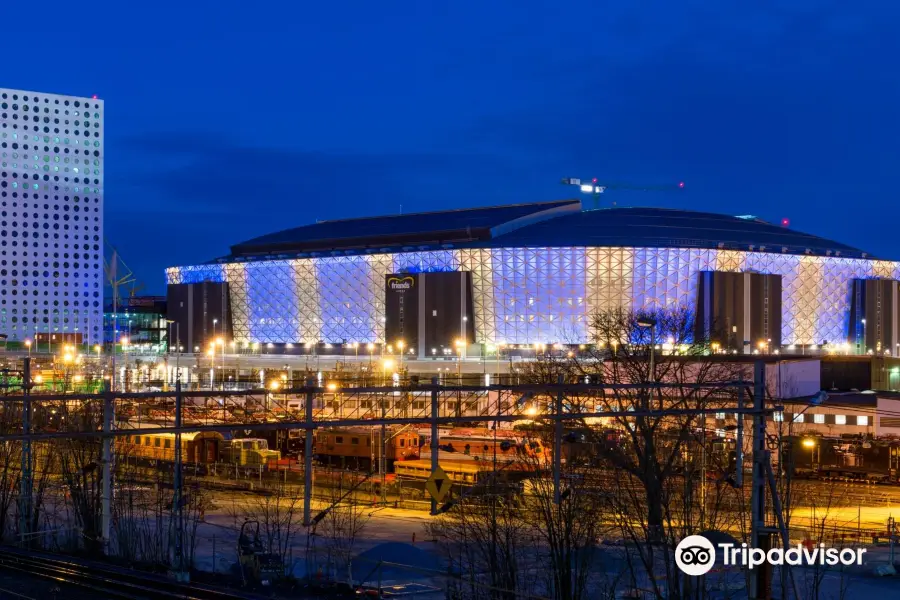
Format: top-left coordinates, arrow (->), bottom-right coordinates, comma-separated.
314,427 -> 421,470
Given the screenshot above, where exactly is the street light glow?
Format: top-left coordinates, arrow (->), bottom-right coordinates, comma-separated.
802,438 -> 816,449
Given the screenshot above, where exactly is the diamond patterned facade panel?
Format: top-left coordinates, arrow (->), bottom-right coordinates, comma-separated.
168,247 -> 900,347
223,262 -> 250,343
458,249 -> 496,344
245,262 -> 297,343
586,247 -> 634,315
489,248 -> 587,344
316,256 -> 382,344
292,259 -> 321,343
632,248 -> 712,311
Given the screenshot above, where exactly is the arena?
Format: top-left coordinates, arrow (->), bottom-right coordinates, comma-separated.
166,199 -> 899,356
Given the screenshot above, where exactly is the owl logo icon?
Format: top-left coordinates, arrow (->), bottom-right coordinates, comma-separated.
675,535 -> 716,576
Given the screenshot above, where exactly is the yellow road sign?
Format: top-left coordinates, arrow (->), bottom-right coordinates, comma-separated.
425,466 -> 452,503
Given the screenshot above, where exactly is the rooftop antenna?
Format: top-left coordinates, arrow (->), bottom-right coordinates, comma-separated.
560,177 -> 685,209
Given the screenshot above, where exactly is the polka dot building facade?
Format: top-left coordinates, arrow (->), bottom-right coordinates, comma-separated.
0,88 -> 103,344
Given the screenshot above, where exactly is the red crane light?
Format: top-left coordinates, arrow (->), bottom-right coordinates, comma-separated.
678,181 -> 685,189
92,94 -> 98,99
592,178 -> 598,183
781,218 -> 790,227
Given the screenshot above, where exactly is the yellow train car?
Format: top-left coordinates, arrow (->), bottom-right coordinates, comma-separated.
394,459 -> 487,485
116,431 -> 224,464
220,438 -> 281,467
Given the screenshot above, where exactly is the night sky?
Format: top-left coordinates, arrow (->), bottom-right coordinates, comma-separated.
2,1 -> 897,292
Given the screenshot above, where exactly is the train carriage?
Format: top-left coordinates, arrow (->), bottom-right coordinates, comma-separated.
314,427 -> 421,470
117,431 -> 224,464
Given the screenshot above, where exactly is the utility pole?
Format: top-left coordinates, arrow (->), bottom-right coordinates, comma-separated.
19,358 -> 32,546
171,381 -> 188,581
380,393 -> 387,505
430,378 -> 439,515
750,360 -> 771,600
303,378 -> 314,526
553,375 -> 563,504
101,379 -> 113,555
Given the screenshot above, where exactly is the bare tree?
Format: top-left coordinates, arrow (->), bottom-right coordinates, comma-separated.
517,308 -> 746,598
312,485 -> 371,585
229,482 -> 304,578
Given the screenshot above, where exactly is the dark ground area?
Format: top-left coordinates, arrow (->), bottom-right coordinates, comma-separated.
0,570 -> 100,599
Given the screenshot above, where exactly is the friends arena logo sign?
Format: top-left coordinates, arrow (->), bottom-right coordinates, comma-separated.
675,535 -> 866,576
387,276 -> 415,291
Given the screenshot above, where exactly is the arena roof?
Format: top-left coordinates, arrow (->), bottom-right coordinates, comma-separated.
223,201 -> 871,262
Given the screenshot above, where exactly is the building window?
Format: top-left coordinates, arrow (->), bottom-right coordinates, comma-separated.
835,415 -> 846,425
793,414 -> 804,423
774,412 -> 784,422
350,437 -> 359,445
857,416 -> 869,426
715,412 -> 726,420
814,414 -> 825,424
335,436 -> 344,444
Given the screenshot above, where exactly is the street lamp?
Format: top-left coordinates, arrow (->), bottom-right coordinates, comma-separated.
206,348 -> 215,389
382,358 -> 394,385
24,339 -> 31,357
454,339 -> 465,380
801,437 -> 820,468
121,336 -> 130,393
216,337 -> 225,390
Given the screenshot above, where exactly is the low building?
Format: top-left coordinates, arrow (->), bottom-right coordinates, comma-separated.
103,296 -> 168,353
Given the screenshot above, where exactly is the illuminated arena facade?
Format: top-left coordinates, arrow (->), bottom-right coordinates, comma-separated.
167,200 -> 898,354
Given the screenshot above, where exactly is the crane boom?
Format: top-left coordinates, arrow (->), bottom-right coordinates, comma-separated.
561,177 -> 684,208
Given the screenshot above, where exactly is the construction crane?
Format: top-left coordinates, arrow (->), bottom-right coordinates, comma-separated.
103,242 -> 146,351
103,242 -> 145,301
561,177 -> 685,209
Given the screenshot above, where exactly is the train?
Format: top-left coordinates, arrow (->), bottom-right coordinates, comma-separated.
116,431 -> 281,472
313,427 -> 421,470
420,429 -> 550,466
783,435 -> 900,483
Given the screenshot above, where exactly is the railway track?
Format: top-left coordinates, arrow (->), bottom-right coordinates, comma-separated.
0,548 -> 260,600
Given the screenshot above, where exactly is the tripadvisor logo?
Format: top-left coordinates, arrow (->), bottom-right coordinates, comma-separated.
675,535 -> 867,576
676,536 -> 716,576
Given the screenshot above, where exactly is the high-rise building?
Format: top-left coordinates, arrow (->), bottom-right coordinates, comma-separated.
0,88 -> 103,345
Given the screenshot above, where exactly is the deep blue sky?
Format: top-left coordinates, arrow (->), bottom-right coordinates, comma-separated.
3,1 -> 897,293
